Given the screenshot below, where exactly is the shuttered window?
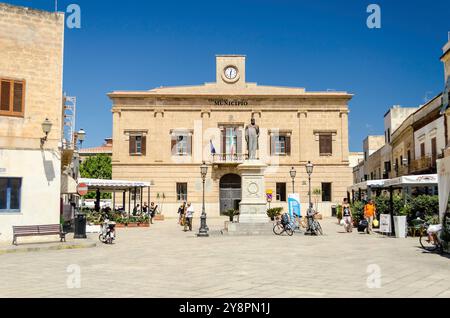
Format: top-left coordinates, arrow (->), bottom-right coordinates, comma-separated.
319,134 -> 332,156
129,135 -> 146,156
270,134 -> 291,156
420,143 -> 425,158
0,79 -> 25,117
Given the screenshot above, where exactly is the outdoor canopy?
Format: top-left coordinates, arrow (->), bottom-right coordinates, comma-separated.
78,178 -> 151,192
347,179 -> 388,193
382,174 -> 438,188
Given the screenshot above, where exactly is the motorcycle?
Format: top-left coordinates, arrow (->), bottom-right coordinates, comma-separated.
99,218 -> 116,244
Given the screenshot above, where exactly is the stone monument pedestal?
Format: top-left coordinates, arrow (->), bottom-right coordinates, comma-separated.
223,160 -> 271,236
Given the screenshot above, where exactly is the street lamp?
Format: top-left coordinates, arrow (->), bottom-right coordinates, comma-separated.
40,118 -> 53,147
77,129 -> 86,149
305,161 -> 314,235
290,167 -> 297,194
305,161 -> 314,210
197,161 -> 209,237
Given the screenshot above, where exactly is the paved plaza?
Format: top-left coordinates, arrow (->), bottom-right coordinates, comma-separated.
1,218 -> 449,298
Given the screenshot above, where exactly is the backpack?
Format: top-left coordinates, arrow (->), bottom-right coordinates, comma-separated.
281,213 -> 290,225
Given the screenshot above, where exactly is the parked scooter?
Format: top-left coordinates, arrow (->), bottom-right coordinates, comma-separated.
99,217 -> 116,244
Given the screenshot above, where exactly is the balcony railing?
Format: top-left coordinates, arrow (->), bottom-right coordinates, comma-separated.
212,153 -> 247,164
410,156 -> 436,174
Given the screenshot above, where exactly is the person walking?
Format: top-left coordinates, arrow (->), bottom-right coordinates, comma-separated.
184,203 -> 194,232
364,199 -> 377,234
148,202 -> 157,224
132,204 -> 140,216
143,202 -> 149,214
178,202 -> 186,225
342,198 -> 353,233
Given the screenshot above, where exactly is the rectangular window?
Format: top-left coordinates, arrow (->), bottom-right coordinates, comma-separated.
129,135 -> 146,156
270,134 -> 291,156
321,183 -> 332,202
431,138 -> 437,162
177,183 -> 188,202
0,79 -> 25,117
319,134 -> 333,156
387,129 -> 391,143
172,134 -> 192,156
0,178 -> 22,212
276,183 -> 287,202
420,143 -> 426,158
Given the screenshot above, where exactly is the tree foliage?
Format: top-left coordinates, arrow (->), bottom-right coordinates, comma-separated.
79,154 -> 112,199
80,154 -> 112,180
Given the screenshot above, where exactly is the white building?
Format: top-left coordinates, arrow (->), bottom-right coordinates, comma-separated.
0,4 -> 65,243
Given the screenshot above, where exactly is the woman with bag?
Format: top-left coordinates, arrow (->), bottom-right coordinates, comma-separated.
342,198 -> 353,233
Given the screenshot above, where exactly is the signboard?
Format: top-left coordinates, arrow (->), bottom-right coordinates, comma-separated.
77,183 -> 88,196
380,214 -> 392,234
266,190 -> 273,203
288,194 -> 301,218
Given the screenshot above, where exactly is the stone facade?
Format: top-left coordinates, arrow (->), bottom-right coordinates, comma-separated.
0,4 -> 64,242
110,55 -> 353,218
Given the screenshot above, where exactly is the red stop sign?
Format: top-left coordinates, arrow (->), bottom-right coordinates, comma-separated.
77,183 -> 88,196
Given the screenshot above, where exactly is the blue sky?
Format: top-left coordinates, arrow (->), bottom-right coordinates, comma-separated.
5,0 -> 450,151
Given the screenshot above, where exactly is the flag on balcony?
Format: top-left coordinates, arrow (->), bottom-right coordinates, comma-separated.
210,140 -> 216,155
230,142 -> 235,157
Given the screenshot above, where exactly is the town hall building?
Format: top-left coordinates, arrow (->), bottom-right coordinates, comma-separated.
109,55 -> 353,217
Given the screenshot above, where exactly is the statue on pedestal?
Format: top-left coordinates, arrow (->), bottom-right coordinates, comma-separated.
245,118 -> 260,160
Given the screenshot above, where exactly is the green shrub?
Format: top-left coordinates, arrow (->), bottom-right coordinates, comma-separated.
267,207 -> 283,219
336,204 -> 343,219
223,209 -> 239,221
409,195 -> 439,218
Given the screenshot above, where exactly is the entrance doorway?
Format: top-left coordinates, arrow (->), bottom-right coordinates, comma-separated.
220,174 -> 242,215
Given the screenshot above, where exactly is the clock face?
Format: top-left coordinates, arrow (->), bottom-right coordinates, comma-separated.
224,67 -> 238,80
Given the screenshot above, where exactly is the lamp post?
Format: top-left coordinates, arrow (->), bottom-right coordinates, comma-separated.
40,118 -> 53,147
290,167 -> 297,194
305,161 -> 314,235
197,162 -> 209,237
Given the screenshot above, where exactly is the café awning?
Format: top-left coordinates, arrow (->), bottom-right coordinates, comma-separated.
383,174 -> 438,188
347,179 -> 388,193
78,178 -> 151,192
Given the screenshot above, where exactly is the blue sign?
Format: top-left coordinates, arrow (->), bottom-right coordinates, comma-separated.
288,194 -> 301,219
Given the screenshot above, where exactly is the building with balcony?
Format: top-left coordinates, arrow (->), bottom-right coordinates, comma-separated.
109,55 -> 353,217
0,4 -> 65,243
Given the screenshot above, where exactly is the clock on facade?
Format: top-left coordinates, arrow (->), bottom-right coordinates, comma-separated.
224,66 -> 238,80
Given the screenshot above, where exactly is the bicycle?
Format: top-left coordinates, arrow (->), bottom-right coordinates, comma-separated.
289,215 -> 306,233
273,220 -> 294,236
419,222 -> 444,254
306,215 -> 323,236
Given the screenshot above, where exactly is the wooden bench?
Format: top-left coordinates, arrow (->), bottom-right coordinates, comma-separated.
12,224 -> 66,246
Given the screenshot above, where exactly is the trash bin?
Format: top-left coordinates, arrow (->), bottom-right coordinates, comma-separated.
74,213 -> 87,239
331,205 -> 337,217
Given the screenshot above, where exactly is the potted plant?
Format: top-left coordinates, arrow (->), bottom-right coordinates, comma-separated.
394,203 -> 409,238
267,207 -> 283,221
224,209 -> 238,222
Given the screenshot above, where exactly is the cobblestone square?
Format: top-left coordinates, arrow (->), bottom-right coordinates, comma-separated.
1,218 -> 449,298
